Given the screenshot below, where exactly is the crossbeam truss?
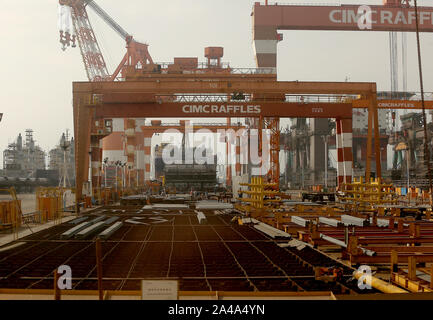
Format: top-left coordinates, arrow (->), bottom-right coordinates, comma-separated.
73,79 -> 381,210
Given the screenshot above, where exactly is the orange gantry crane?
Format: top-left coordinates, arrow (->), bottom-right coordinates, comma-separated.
58,0 -> 155,190
252,0 -> 433,187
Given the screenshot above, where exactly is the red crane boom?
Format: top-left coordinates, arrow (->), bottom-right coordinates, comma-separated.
58,0 -> 153,81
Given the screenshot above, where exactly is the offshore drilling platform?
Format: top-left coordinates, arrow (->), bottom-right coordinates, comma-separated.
3,0 -> 433,304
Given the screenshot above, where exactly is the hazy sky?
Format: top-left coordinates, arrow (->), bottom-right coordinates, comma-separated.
1,0 -> 433,168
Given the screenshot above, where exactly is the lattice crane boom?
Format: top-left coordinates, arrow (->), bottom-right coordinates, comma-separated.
59,0 -> 110,81
84,0 -> 130,40
58,0 -> 153,81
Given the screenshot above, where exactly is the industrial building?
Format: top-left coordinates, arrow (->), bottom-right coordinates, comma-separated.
48,132 -> 76,187
3,130 -> 46,178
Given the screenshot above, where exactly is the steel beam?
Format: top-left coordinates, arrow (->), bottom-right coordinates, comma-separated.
76,221 -> 106,239
291,216 -> 310,227
73,79 -> 378,203
351,253 -> 433,264
318,217 -> 342,227
73,80 -> 376,95
61,221 -> 92,239
365,246 -> 433,253
98,221 -> 123,240
94,102 -> 353,119
253,3 -> 433,33
341,215 -> 368,227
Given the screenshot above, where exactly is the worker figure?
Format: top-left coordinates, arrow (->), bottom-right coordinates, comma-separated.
316,267 -> 343,282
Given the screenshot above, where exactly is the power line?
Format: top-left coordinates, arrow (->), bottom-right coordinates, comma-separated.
414,0 -> 433,205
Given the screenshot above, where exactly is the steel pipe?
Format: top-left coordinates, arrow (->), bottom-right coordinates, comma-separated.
354,271 -> 407,294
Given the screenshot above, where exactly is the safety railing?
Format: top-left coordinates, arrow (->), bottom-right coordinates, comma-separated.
170,94 -> 233,103
155,62 -> 231,69
156,94 -> 360,103
377,91 -> 433,100
152,62 -> 276,75
229,67 -> 276,74
285,94 -> 358,103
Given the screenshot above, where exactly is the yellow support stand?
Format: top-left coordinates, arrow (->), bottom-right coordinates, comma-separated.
36,187 -> 66,225
339,177 -> 397,212
238,176 -> 281,211
0,187 -> 22,239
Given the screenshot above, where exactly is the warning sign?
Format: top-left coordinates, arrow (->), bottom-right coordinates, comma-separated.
141,280 -> 179,300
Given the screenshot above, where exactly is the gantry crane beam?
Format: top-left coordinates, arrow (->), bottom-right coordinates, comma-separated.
140,124 -> 247,133
73,79 -> 380,210
74,80 -> 377,94
252,1 -> 433,187
253,3 -> 433,31
94,102 -> 353,119
252,2 -> 433,67
355,99 -> 433,109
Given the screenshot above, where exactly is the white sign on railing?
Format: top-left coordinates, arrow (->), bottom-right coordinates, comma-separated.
141,280 -> 179,300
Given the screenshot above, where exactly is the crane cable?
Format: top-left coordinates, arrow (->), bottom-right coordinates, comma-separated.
414,0 -> 433,206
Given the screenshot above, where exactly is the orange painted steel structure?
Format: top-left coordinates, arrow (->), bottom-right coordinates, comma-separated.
251,0 -> 433,187
355,99 -> 433,109
73,79 -> 381,210
59,0 -> 109,81
59,0 -> 155,189
59,0 -> 153,81
252,1 -> 433,68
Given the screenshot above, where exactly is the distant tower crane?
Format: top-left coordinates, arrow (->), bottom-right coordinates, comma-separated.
59,131 -> 72,188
